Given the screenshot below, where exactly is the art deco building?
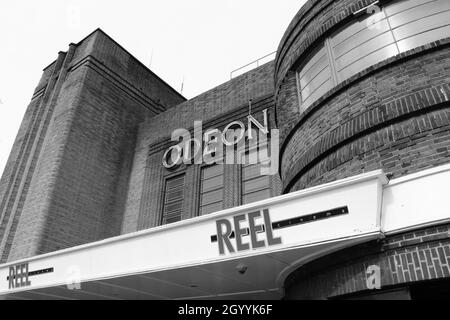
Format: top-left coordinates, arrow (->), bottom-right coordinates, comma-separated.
0,0 -> 450,299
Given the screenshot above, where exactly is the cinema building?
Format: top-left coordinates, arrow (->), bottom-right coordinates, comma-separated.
0,0 -> 450,300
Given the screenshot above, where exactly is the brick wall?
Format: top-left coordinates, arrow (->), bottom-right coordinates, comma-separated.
120,62 -> 278,233
0,29 -> 186,262
121,91 -> 282,234
0,28 -> 279,260
275,0 -> 381,97
140,61 -> 275,147
70,29 -> 186,111
280,42 -> 450,192
276,0 -> 450,298
275,0 -> 450,193
0,51 -> 68,262
285,223 -> 450,299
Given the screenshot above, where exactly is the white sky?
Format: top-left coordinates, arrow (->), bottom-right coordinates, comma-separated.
0,0 -> 305,175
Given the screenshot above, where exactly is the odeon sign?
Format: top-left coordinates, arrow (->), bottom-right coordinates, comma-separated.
162,109 -> 279,175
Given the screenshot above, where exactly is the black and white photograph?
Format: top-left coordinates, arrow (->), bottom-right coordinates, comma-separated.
0,0 -> 450,306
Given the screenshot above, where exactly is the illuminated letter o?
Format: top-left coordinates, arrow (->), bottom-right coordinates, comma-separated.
162,145 -> 183,169
222,121 -> 246,146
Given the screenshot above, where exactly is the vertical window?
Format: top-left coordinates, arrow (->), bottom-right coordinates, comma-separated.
199,165 -> 224,215
162,174 -> 185,225
241,146 -> 271,205
298,45 -> 333,113
387,0 -> 450,52
297,0 -> 450,112
330,9 -> 399,82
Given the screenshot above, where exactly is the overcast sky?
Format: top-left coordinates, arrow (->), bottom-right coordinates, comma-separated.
0,0 -> 305,175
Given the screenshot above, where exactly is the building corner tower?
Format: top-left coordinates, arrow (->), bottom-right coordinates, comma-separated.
0,29 -> 185,263
275,0 -> 450,299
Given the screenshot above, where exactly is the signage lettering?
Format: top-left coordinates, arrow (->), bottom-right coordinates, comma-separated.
211,207 -> 349,255
162,109 -> 280,176
215,209 -> 282,255
8,263 -> 31,289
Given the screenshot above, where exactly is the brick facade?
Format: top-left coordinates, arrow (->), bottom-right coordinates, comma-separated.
285,224 -> 450,299
0,29 -> 281,262
0,29 -> 186,262
275,0 -> 381,98
1,0 -> 450,299
121,62 -> 281,233
274,0 -> 450,193
282,44 -> 450,192
273,0 -> 450,299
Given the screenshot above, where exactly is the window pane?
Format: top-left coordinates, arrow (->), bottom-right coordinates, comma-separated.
330,6 -> 400,84
387,0 -> 450,29
299,54 -> 329,88
200,165 -> 223,215
164,215 -> 182,224
296,0 -> 450,117
392,10 -> 450,41
162,175 -> 185,225
201,175 -> 224,192
338,43 -> 399,81
397,25 -> 450,52
241,146 -> 269,166
385,0 -> 437,16
301,66 -> 332,101
202,164 -> 224,179
332,19 -> 390,59
241,147 -> 271,205
243,189 -> 272,205
301,78 -> 333,112
164,211 -> 181,224
164,201 -> 182,214
200,202 -> 223,216
299,46 -> 327,79
297,45 -> 331,111
243,163 -> 265,180
331,11 -> 386,47
335,31 -> 396,72
165,186 -> 184,202
201,189 -> 224,206
166,176 -> 185,189
243,176 -> 270,194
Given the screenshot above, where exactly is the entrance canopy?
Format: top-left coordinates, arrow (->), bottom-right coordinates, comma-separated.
0,171 -> 389,299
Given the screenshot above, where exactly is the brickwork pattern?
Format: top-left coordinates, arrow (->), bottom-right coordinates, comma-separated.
70,29 -> 185,111
122,95 -> 281,233
280,43 -> 450,192
278,38 -> 450,146
0,51 -> 69,262
275,0 -> 381,95
0,30 -> 186,262
141,62 -> 275,147
291,109 -> 450,191
285,224 -> 450,299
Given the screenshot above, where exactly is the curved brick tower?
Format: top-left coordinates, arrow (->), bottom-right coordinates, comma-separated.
275,0 -> 450,299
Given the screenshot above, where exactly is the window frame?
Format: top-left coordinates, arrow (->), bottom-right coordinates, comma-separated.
239,142 -> 273,206
198,163 -> 225,216
295,0 -> 450,113
161,172 -> 186,226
